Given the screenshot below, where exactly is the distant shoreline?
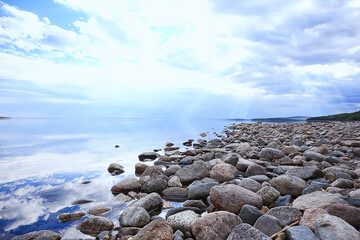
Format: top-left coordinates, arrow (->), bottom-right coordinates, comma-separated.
0,117 -> 11,119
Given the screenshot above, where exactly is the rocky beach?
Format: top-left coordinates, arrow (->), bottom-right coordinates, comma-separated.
12,121 -> 360,240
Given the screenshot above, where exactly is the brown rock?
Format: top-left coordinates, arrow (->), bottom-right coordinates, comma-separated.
210,184 -> 263,214
58,212 -> 85,223
78,216 -> 114,237
245,164 -> 266,177
111,177 -> 141,194
88,206 -> 111,215
135,163 -> 149,174
133,219 -> 173,240
322,204 -> 360,229
300,208 -> 328,231
210,163 -> 238,182
175,161 -> 210,184
192,211 -> 242,240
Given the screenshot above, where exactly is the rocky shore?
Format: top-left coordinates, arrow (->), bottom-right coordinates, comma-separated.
13,121 -> 360,240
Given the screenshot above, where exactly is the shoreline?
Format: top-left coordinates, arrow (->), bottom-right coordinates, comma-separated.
12,121 -> 360,239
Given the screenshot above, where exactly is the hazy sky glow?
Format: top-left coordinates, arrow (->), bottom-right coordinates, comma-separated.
1,0 -> 360,118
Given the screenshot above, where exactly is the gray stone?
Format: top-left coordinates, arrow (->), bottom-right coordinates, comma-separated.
259,148 -> 285,160
286,167 -> 324,180
162,187 -> 188,201
131,192 -> 162,212
293,191 -> 348,210
210,184 -> 263,214
315,214 -> 360,240
175,161 -> 210,184
267,206 -> 301,227
302,184 -> 323,195
254,215 -> 282,237
286,226 -> 319,240
183,200 -> 207,209
273,195 -> 292,207
119,207 -> 150,227
238,204 -> 264,225
335,172 -> 353,180
223,153 -> 239,166
164,165 -> 182,176
167,210 -> 199,232
167,176 -> 182,187
256,186 -> 280,206
304,151 -> 325,162
249,175 -> 269,183
227,223 -> 271,240
330,178 -> 354,188
239,178 -> 263,192
271,174 -> 307,197
139,166 -> 168,193
173,230 -> 184,240
188,182 -> 218,199
166,207 -> 204,219
11,230 -> 62,240
192,211 -> 242,240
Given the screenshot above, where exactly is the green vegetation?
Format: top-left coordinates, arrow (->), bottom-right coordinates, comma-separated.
307,111 -> 360,121
251,117 -> 308,122
0,117 -> 11,119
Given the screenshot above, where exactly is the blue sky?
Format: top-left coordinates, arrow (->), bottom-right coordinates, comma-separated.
0,0 -> 360,118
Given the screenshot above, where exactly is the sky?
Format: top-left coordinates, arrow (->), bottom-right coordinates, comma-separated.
0,0 -> 360,118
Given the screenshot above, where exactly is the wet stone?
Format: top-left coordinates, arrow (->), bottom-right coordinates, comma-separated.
88,206 -> 112,216
78,216 -> 114,237
58,212 -> 85,223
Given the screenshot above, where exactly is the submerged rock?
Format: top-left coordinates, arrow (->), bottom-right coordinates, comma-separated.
58,212 -> 85,223
12,230 -> 62,240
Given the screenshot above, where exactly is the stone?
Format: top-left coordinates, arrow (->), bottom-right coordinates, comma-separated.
167,176 -> 182,187
303,151 -> 325,162
236,158 -> 254,171
322,167 -> 357,180
181,149 -> 196,156
167,210 -> 199,232
138,152 -> 160,161
119,207 -> 150,227
271,175 -> 307,197
322,204 -> 360,229
267,206 -> 301,227
283,146 -> 301,155
330,178 -> 354,188
72,199 -> 94,205
183,200 -> 207,209
342,197 -> 360,207
210,163 -> 238,182
210,184 -> 263,214
11,230 -> 62,240
192,211 -> 242,240
88,206 -> 111,215
113,193 -> 133,203
173,229 -> 184,240
240,178 -> 263,192
107,163 -> 124,176
131,192 -> 163,212
139,166 -> 168,193
254,215 -> 282,237
292,191 -> 348,210
273,195 -> 292,207
286,226 -> 319,240
256,186 -> 280,206
175,161 -> 210,184
166,207 -> 204,220
223,153 -> 239,166
237,142 -> 252,152
238,204 -> 264,225
349,189 -> 360,198
335,172 -> 353,180
133,219 -> 173,240
300,208 -> 328,231
78,216 -> 114,237
315,214 -> 360,240
162,187 -> 188,201
286,167 -> 324,180
227,223 -> 271,240
245,164 -> 267,177
135,163 -> 149,174
188,182 -> 218,199
111,177 -> 141,194
275,156 -> 293,165
164,165 -> 182,176
302,184 -> 323,195
249,175 -> 269,183
259,148 -> 285,160
58,212 -> 85,223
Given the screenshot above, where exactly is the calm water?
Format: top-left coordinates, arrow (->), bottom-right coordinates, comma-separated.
0,117 -> 243,239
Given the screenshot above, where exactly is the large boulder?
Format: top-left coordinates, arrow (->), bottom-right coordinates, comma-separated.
315,214 -> 360,240
133,219 -> 173,240
259,148 -> 285,160
210,184 -> 263,214
175,161 -> 210,184
227,223 -> 271,240
210,163 -> 238,182
111,177 -> 141,194
292,191 -> 348,210
119,207 -> 150,227
271,174 -> 307,197
131,192 -> 162,212
192,211 -> 242,240
78,216 -> 114,237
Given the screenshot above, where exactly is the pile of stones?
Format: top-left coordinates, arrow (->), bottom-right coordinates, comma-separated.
13,121 -> 360,240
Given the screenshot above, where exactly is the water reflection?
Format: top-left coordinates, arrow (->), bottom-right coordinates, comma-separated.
0,118 -> 232,238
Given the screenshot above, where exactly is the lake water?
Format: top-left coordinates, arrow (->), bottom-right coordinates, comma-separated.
0,117 -> 249,239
